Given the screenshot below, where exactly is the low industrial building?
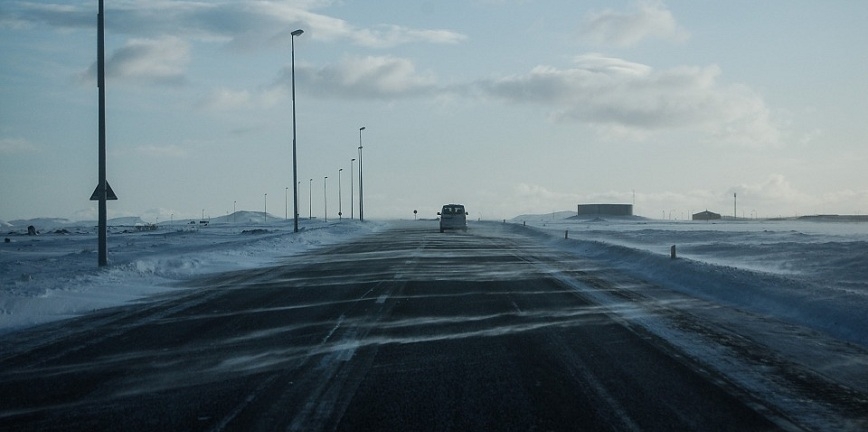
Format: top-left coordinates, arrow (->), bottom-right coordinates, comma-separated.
577,204 -> 633,217
692,210 -> 721,221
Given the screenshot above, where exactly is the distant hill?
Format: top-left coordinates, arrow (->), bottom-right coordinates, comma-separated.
512,211 -> 647,223
797,214 -> 868,222
7,211 -> 293,231
511,211 -> 578,223
8,216 -> 148,229
74,216 -> 149,227
8,217 -> 74,229
208,211 -> 280,224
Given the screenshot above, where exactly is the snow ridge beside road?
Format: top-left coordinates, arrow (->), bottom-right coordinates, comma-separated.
1,220 -> 384,334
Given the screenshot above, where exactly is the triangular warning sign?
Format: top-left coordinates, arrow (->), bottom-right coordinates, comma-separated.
90,181 -> 118,201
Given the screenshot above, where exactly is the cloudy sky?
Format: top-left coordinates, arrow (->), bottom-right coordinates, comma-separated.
2,1 -> 866,222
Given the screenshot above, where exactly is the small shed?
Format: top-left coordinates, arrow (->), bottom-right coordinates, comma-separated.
692,210 -> 721,221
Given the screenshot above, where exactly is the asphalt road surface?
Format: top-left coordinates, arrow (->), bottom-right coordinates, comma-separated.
0,222 -> 830,430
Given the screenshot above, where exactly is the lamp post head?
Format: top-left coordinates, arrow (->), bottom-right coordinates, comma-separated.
352,158 -> 356,162
291,29 -> 304,36
360,126 -> 366,131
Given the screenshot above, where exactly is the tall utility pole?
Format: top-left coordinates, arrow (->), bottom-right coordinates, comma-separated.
323,176 -> 328,222
358,127 -> 365,221
350,158 -> 355,219
290,29 -> 304,233
90,0 -> 119,266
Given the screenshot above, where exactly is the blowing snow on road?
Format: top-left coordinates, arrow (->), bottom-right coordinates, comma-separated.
1,219 -> 867,430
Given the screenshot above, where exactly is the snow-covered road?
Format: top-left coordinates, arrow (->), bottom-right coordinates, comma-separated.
1,219 -> 866,430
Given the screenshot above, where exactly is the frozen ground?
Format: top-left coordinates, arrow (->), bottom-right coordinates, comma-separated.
1,212 -> 384,333
511,215 -> 868,429
3,212 -> 867,349
3,212 -> 868,428
519,214 -> 868,348
3,212 -> 867,347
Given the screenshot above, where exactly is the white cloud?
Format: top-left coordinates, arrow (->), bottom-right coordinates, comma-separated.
80,36 -> 190,86
818,189 -> 868,214
0,137 -> 39,154
292,55 -> 438,99
198,88 -> 254,111
3,1 -> 466,49
196,85 -> 288,112
515,183 -> 578,201
350,25 -> 467,48
629,176 -> 868,218
108,36 -> 190,84
478,53 -> 781,146
727,175 -> 868,217
249,3 -> 466,48
730,175 -> 813,207
580,0 -> 689,47
798,128 -> 823,145
0,2 -> 89,30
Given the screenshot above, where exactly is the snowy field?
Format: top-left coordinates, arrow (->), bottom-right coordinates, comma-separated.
3,212 -> 867,351
520,213 -> 868,348
0,212 -> 385,334
3,212 -> 867,429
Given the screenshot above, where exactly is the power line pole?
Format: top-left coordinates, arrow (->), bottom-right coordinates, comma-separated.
734,193 -> 737,220
358,127 -> 365,221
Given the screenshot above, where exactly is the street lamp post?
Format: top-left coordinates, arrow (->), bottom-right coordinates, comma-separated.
350,158 -> 355,220
358,126 -> 365,221
338,168 -> 343,220
323,176 -> 328,222
285,187 -> 288,220
308,178 -> 313,219
290,28 -> 304,233
264,193 -> 268,223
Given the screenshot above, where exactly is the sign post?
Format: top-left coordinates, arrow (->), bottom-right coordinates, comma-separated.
92,0 -> 118,266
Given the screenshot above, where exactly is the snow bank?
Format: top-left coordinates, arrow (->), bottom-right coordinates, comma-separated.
0,219 -> 385,334
5,213 -> 866,350
524,217 -> 868,347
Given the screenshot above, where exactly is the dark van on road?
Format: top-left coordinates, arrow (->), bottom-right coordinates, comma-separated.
438,204 -> 468,233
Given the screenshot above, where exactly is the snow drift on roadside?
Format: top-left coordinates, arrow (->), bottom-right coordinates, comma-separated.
0,220 -> 385,333
523,218 -> 868,347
